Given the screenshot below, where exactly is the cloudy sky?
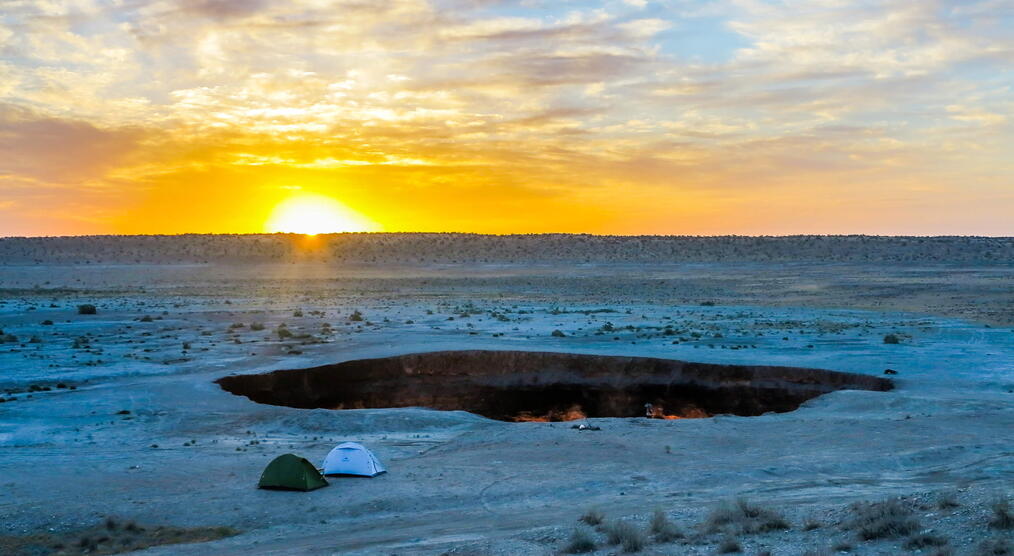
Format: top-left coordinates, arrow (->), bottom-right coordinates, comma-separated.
1,0 -> 1012,236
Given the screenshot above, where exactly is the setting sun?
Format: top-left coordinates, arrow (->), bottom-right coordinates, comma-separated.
265,194 -> 380,235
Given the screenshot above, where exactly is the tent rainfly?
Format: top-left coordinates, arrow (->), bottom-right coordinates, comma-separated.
258,454 -> 329,491
322,442 -> 386,477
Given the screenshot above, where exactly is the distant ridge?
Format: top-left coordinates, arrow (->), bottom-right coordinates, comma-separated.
0,234 -> 1010,265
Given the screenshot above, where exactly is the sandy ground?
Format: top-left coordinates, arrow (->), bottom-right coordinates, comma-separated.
0,262 -> 1011,555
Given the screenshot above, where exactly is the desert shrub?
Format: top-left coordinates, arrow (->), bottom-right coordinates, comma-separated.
250,322 -> 265,331
937,490 -> 961,509
844,498 -> 919,540
124,521 -> 142,533
717,535 -> 741,553
551,329 -> 566,337
78,304 -> 97,315
293,309 -> 303,317
704,499 -> 790,535
41,320 -> 54,325
883,334 -> 900,344
650,508 -> 683,541
904,533 -> 949,549
78,536 -> 98,551
276,326 -> 293,340
579,508 -> 605,526
564,527 -> 596,553
349,310 -> 364,322
603,519 -> 646,552
989,496 -> 1013,530
977,536 -> 1011,556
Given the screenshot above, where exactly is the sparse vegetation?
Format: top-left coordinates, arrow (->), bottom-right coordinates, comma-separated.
904,533 -> 949,550
988,496 -> 1013,530
883,333 -> 900,344
717,536 -> 741,553
977,536 -> 1012,556
0,518 -> 239,556
77,304 -> 97,315
2,235 -> 1010,266
551,329 -> 566,337
579,508 -> 605,526
937,490 -> 961,509
649,508 -> 683,541
563,527 -> 596,553
603,520 -> 646,552
704,498 -> 790,535
843,498 -> 919,540
349,310 -> 364,322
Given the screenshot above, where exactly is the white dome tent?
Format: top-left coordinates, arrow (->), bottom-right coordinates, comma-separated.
322,442 -> 386,477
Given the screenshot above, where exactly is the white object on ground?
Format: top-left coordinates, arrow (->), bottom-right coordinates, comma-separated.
322,442 -> 386,477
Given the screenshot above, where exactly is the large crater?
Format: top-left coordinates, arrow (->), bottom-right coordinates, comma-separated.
216,350 -> 892,422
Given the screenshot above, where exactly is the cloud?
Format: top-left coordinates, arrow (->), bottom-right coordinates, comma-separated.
0,104 -> 145,182
176,0 -> 268,19
0,0 -> 1011,235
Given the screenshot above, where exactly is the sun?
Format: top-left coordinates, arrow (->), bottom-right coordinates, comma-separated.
266,194 -> 380,235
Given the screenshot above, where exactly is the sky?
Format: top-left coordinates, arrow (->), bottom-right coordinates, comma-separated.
1,0 -> 1012,236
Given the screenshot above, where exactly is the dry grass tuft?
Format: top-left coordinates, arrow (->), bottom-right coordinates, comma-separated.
563,527 -> 596,554
843,498 -> 920,540
904,533 -> 949,550
988,496 -> 1013,530
716,535 -> 741,553
0,519 -> 238,556
976,536 -> 1011,556
579,507 -> 604,526
603,520 -> 647,553
936,490 -> 961,510
704,498 -> 790,535
649,508 -> 684,542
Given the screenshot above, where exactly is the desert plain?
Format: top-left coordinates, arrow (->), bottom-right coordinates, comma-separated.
0,234 -> 1011,555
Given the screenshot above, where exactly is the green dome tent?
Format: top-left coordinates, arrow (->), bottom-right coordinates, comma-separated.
258,454 -> 329,491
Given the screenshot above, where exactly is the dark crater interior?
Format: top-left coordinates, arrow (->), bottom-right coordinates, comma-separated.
216,350 -> 893,422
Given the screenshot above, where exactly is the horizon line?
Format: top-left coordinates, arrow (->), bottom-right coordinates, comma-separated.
2,232 -> 1012,240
